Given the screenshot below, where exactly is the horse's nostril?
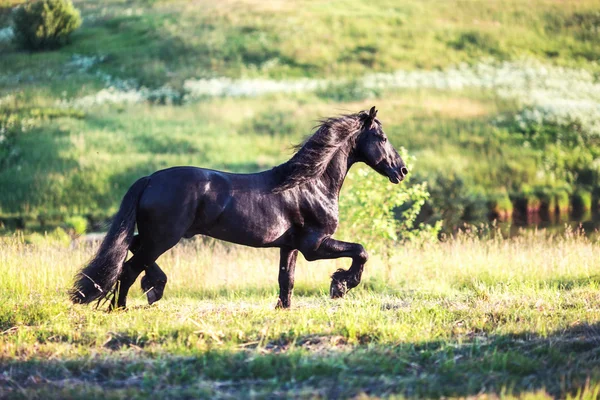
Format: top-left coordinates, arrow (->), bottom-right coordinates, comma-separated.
400,167 -> 408,176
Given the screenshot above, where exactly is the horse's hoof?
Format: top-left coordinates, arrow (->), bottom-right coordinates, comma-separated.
275,298 -> 290,309
146,288 -> 159,305
141,275 -> 164,305
330,279 -> 347,299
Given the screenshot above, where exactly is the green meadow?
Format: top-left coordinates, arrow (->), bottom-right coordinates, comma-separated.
2,232 -> 600,398
2,0 -> 600,398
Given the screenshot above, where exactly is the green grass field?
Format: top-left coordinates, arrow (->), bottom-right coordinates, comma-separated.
2,232 -> 600,398
2,0 -> 600,398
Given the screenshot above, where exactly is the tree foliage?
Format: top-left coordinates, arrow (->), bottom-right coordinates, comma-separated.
12,0 -> 81,50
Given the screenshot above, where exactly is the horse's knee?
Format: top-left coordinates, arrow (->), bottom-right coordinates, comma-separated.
355,244 -> 368,264
302,252 -> 318,262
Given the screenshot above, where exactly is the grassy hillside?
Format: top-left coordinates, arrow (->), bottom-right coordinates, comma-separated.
0,91 -> 505,216
1,85 -> 597,232
1,0 -> 599,231
3,0 -> 600,87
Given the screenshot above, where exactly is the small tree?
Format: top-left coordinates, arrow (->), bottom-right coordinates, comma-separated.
12,0 -> 81,51
338,148 -> 441,257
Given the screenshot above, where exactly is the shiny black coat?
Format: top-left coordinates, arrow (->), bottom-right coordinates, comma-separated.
71,107 -> 408,309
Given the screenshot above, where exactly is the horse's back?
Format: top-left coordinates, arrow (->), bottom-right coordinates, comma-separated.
135,166 -> 291,247
136,167 -> 230,238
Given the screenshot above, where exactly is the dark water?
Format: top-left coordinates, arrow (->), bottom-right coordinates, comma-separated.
499,209 -> 600,237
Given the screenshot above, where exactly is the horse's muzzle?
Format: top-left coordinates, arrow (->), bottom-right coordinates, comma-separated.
389,166 -> 408,184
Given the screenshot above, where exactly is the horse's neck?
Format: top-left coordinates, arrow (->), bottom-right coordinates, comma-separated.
317,145 -> 355,196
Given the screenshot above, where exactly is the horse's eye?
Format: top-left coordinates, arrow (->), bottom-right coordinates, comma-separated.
380,136 -> 387,143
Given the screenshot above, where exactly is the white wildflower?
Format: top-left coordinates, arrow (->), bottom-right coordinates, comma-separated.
71,87 -> 145,108
65,54 -> 106,72
182,77 -> 326,100
65,58 -> 600,137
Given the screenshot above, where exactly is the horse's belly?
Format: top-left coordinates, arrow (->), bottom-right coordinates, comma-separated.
201,219 -> 289,247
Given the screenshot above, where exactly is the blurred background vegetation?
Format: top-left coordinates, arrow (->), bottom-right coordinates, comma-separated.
0,0 -> 599,237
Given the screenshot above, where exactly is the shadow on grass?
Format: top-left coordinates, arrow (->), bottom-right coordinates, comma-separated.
0,124 -> 79,216
2,320 -> 600,398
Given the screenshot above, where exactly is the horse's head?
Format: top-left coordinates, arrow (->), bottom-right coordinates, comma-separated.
354,106 -> 408,184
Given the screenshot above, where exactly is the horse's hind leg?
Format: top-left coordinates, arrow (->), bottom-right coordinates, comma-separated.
140,269 -> 167,305
111,254 -> 145,310
112,239 -> 178,309
129,235 -> 168,305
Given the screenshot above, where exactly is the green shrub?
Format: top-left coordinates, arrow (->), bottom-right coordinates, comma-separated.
12,0 -> 81,51
571,189 -> 592,214
339,149 -> 440,256
422,175 -> 492,233
64,215 -> 87,235
488,190 -> 513,217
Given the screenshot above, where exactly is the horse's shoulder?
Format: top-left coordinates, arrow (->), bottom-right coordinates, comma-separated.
295,186 -> 338,233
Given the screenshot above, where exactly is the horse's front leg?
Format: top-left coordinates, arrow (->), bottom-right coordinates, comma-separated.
276,248 -> 298,309
300,237 -> 368,299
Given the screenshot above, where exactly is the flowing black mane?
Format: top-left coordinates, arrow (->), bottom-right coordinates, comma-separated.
273,112 -> 371,192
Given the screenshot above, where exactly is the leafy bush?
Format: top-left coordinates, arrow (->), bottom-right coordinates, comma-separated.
339,149 -> 440,256
64,215 -> 87,236
12,0 -> 81,51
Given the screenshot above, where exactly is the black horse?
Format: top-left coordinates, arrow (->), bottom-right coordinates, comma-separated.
70,107 -> 408,309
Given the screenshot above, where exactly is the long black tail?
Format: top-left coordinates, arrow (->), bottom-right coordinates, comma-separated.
70,177 -> 150,304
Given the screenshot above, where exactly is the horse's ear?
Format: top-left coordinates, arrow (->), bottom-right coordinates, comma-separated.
364,106 -> 378,129
369,106 -> 378,119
